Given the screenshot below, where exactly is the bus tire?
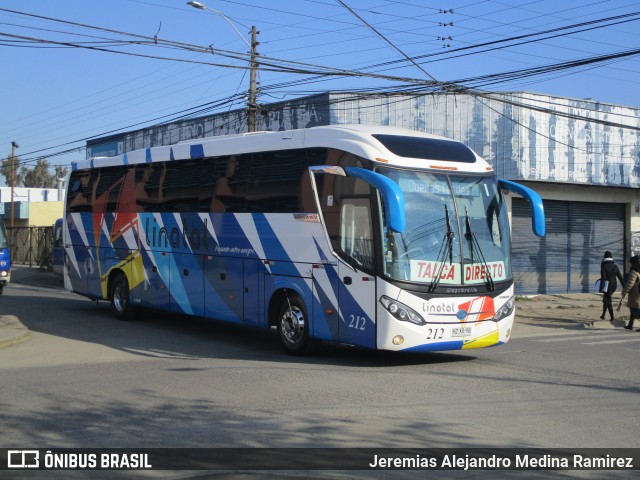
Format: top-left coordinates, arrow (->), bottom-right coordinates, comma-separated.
277,294 -> 313,355
110,273 -> 138,321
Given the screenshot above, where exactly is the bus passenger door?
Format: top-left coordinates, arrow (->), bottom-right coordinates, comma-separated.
309,167 -> 377,348
337,199 -> 376,348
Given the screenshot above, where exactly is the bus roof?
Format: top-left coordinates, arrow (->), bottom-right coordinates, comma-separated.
74,124 -> 492,173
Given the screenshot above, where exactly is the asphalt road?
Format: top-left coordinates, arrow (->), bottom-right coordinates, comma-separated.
1,271 -> 639,479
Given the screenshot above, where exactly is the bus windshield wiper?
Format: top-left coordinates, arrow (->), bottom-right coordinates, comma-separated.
464,206 -> 494,291
429,205 -> 454,293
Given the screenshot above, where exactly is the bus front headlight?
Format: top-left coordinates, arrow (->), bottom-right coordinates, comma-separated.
380,295 -> 426,326
493,296 -> 515,322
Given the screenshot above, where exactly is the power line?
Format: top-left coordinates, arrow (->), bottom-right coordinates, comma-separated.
335,0 -> 438,82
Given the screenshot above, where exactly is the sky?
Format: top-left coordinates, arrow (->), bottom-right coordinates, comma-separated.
1,0 -> 639,181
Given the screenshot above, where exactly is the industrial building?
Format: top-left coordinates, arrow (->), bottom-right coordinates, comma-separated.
86,91 -> 640,294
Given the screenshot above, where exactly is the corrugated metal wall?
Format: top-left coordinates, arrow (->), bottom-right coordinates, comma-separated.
512,198 -> 625,294
327,92 -> 640,187
87,92 -> 640,189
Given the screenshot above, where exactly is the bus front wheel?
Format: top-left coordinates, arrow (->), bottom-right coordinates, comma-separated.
110,273 -> 138,321
277,294 -> 313,355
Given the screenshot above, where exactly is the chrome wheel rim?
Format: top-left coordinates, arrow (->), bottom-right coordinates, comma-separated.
281,305 -> 305,345
113,283 -> 126,313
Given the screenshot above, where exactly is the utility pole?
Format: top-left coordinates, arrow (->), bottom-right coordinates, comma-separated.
247,26 -> 259,132
186,2 -> 260,133
10,141 -> 18,230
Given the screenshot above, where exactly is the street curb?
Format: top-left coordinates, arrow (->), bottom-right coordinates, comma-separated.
0,315 -> 31,349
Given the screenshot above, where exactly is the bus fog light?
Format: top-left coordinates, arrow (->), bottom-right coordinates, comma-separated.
380,295 -> 426,326
392,335 -> 404,345
0,271 -> 7,277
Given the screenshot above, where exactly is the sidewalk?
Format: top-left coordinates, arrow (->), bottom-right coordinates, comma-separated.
514,292 -> 627,330
0,266 -> 630,349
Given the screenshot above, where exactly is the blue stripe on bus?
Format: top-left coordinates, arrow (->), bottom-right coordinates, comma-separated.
146,148 -> 152,163
313,237 -> 331,264
311,274 -> 339,341
190,144 -> 205,159
254,214 -> 300,277
402,340 -> 463,352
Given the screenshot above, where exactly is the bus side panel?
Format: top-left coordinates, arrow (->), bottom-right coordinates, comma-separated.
131,249 -> 171,311
203,256 -> 244,324
170,253 -> 204,317
243,258 -> 264,327
311,264 -> 340,342
65,213 -> 91,296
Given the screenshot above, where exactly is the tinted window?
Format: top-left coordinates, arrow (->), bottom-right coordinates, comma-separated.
66,170 -> 95,213
72,148 -> 327,215
373,134 -> 476,163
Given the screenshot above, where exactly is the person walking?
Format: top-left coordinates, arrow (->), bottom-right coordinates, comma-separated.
620,255 -> 640,331
599,250 -> 624,322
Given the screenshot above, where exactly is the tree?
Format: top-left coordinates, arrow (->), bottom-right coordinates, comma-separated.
1,155 -> 25,187
54,165 -> 69,182
21,159 -> 68,188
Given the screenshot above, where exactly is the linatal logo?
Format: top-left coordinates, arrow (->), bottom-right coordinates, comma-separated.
458,296 -> 495,322
8,450 -> 39,468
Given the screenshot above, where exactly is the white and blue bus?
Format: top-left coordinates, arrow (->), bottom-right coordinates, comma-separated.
63,125 -> 544,354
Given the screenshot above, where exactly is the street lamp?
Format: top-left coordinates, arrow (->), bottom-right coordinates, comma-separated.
186,1 -> 259,132
186,1 -> 250,49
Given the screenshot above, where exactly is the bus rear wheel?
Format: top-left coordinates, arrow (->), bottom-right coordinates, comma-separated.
110,273 -> 138,321
277,294 -> 313,355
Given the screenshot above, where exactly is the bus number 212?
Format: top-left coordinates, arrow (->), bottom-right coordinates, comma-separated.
349,315 -> 367,330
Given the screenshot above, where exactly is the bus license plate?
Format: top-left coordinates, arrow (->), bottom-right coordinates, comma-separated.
451,326 -> 471,337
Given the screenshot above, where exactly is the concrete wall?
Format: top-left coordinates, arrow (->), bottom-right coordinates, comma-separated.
0,187 -> 64,203
27,201 -> 63,227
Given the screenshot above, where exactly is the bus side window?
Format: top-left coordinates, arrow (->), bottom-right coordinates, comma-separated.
212,155 -> 242,212
340,197 -> 374,271
67,170 -> 94,213
315,150 -> 375,272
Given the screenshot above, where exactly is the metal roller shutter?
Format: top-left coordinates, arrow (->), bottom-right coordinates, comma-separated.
512,198 -> 625,294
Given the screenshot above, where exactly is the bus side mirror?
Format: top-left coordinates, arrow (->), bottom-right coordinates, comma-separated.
308,165 -> 406,234
344,167 -> 406,233
499,179 -> 545,237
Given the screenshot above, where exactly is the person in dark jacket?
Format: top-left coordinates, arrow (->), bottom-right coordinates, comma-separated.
599,251 -> 624,322
620,255 -> 640,330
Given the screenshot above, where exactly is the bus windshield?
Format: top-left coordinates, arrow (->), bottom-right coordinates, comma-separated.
377,168 -> 511,288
